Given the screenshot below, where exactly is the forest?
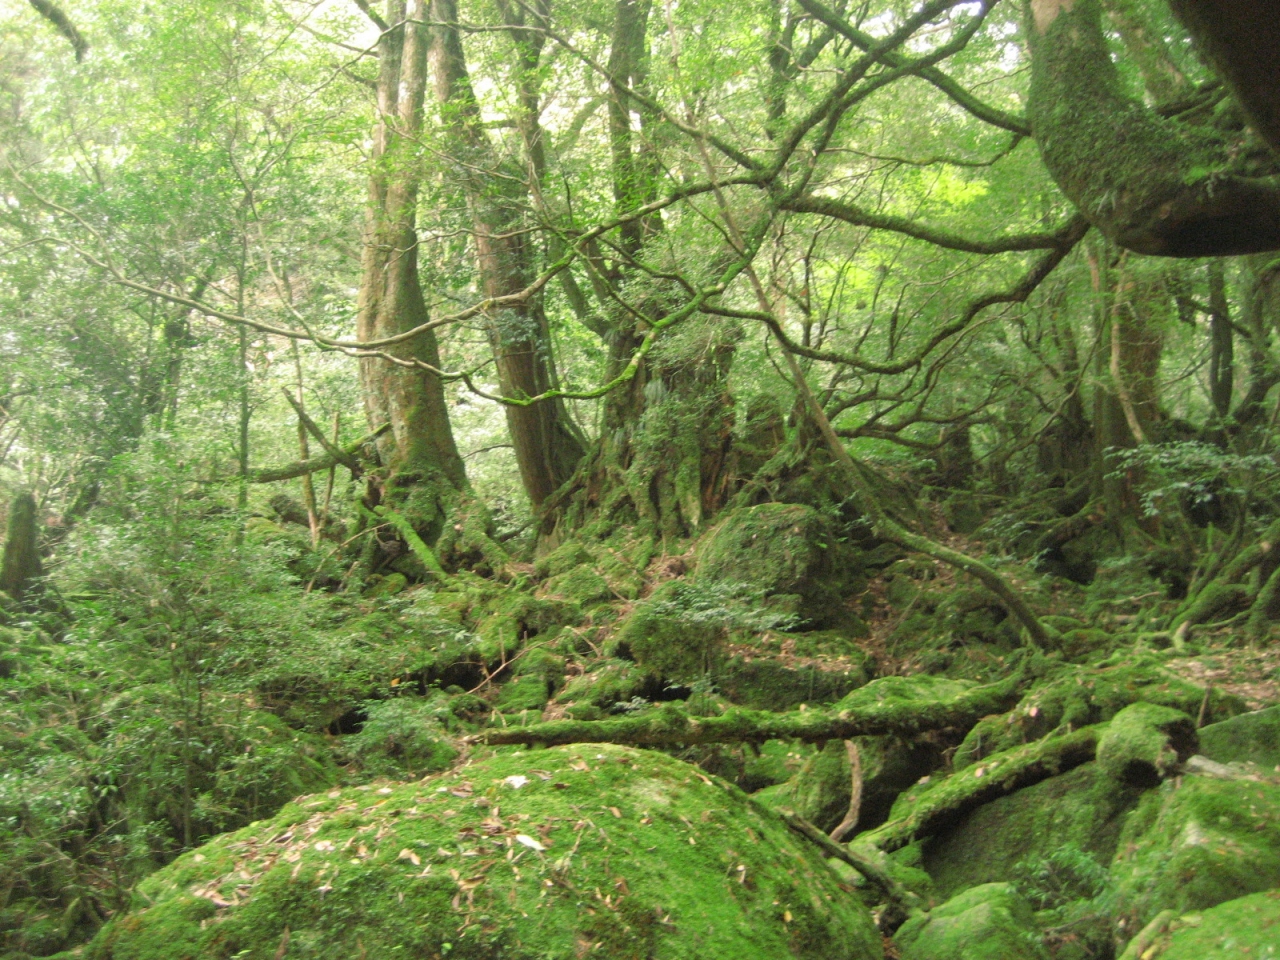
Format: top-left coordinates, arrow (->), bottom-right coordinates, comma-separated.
2,0 -> 1280,956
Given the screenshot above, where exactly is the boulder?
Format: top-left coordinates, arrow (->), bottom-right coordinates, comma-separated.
695,502 -> 859,626
1096,703 -> 1198,788
1198,705 -> 1280,772
921,763 -> 1141,900
893,882 -> 1049,960
1148,889 -> 1280,959
83,745 -> 882,960
1109,775 -> 1280,945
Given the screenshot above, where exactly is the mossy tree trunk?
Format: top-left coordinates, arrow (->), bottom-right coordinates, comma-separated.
1024,0 -> 1280,257
355,1 -> 472,566
1,493 -> 43,603
427,0 -> 585,511
542,0 -> 741,545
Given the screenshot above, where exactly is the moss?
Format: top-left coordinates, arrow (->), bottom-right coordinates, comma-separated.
715,656 -> 869,711
495,674 -> 551,713
954,658 -> 1240,770
614,581 -> 725,684
1110,776 -> 1280,941
1153,889 -> 1280,959
894,883 -> 1049,960
752,740 -> 853,833
542,566 -> 612,605
1198,706 -> 1280,772
919,763 -> 1141,900
1096,703 -> 1197,788
695,502 -> 860,626
556,659 -> 650,709
83,745 -> 882,960
743,740 -> 815,791
534,541 -> 593,578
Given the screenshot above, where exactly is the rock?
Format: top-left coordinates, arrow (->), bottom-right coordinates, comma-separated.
1109,775 -> 1280,944
753,740 -> 853,833
893,882 -> 1049,960
921,763 -> 1141,899
495,673 -> 551,712
83,745 -> 883,960
542,565 -> 612,605
1198,705 -> 1280,772
1148,889 -> 1280,959
1096,703 -> 1198,788
715,657 -> 869,711
695,502 -> 858,626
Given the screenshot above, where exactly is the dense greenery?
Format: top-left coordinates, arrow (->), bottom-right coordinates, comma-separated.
3,0 -> 1280,956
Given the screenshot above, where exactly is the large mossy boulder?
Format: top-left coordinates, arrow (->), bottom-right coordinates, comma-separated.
695,502 -> 859,626
1147,889 -> 1280,959
920,763 -> 1141,899
753,739 -> 853,833
1198,705 -> 1280,771
85,745 -> 882,960
1109,775 -> 1280,943
893,882 -> 1048,960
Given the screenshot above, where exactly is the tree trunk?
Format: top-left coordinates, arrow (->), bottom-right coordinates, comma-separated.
1,493 -> 43,603
1024,0 -> 1280,257
356,1 -> 467,505
427,0 -> 584,510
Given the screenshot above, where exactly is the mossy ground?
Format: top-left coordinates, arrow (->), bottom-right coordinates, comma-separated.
83,745 -> 881,960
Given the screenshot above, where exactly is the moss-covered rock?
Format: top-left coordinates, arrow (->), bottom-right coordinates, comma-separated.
1149,889 -> 1280,959
556,659 -> 650,710
893,882 -> 1048,960
84,745 -> 882,960
753,740 -> 853,833
920,763 -> 1141,899
541,566 -> 612,606
1096,703 -> 1198,788
695,502 -> 858,626
1198,705 -> 1280,772
495,673 -> 551,713
1109,776 -> 1280,943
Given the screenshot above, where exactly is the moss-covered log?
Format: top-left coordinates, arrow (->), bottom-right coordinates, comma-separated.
1025,0 -> 1280,257
249,423 -> 390,483
853,725 -> 1101,853
471,670 -> 1024,747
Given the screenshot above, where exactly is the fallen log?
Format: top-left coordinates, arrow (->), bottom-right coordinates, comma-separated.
470,669 -> 1025,748
853,724 -> 1101,853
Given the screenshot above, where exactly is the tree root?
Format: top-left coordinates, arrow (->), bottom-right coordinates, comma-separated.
783,811 -> 926,928
469,670 -> 1024,748
852,725 -> 1101,854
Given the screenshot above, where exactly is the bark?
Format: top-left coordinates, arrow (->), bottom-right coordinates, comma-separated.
471,670 -> 1023,747
1207,261 -> 1234,421
1,493 -> 43,603
1166,0 -> 1280,153
249,423 -> 389,483
27,0 -> 87,61
356,1 -> 466,491
1025,0 -> 1280,257
427,0 -> 584,509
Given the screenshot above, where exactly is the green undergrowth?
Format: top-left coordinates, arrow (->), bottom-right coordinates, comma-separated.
83,745 -> 882,960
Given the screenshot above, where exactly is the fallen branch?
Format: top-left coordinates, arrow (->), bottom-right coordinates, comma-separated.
248,423 -> 389,483
281,388 -> 363,476
783,811 -> 925,926
469,670 -> 1024,747
853,725 -> 1101,853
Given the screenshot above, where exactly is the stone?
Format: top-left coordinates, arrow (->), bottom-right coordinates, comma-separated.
894,882 -> 1049,960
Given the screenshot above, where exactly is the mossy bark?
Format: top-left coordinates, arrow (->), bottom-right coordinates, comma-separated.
473,670 -> 1024,748
1025,0 -> 1280,257
0,493 -> 42,603
854,725 -> 1102,854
